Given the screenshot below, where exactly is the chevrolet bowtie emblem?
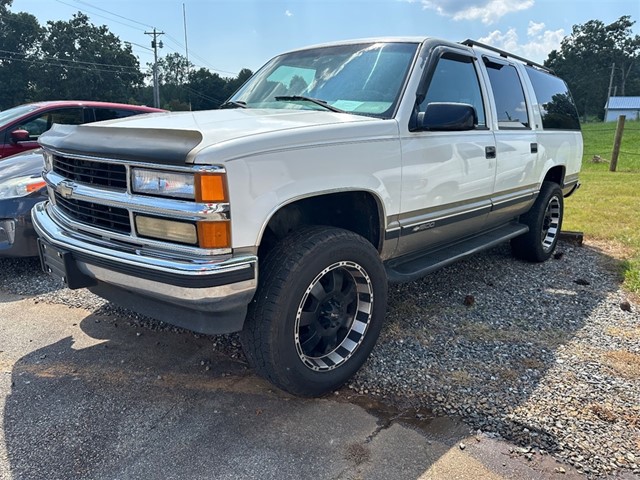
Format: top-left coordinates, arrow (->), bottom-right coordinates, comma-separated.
57,180 -> 75,199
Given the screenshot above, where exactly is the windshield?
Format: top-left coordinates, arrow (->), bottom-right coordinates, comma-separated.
230,42 -> 419,119
0,104 -> 40,128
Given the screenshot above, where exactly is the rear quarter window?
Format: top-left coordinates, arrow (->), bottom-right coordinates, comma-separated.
484,59 -> 529,129
525,66 -> 580,130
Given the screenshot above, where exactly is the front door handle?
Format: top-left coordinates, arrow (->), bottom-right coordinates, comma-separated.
485,146 -> 496,159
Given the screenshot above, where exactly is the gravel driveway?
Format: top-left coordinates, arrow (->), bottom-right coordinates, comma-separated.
1,240 -> 638,478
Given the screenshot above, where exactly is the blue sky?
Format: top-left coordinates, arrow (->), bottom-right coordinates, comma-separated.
10,0 -> 640,77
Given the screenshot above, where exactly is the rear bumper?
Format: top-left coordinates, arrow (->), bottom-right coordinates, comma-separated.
32,201 -> 258,334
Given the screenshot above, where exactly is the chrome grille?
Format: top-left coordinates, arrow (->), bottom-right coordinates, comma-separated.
53,155 -> 127,189
54,193 -> 131,234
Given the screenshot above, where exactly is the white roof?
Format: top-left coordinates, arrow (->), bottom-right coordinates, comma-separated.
606,96 -> 640,109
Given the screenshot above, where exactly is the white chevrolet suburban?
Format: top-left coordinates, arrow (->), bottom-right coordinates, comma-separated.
33,38 -> 582,396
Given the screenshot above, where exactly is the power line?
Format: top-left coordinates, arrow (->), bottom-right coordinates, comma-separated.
71,0 -> 155,29
0,55 -> 150,74
10,0 -> 243,79
53,0 -> 143,31
0,48 -> 142,71
58,0 -> 239,76
179,84 -> 223,105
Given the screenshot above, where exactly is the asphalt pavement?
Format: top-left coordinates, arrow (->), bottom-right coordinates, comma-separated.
0,290 -> 582,480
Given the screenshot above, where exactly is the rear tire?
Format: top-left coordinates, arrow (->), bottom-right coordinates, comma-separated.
240,226 -> 387,397
511,181 -> 563,262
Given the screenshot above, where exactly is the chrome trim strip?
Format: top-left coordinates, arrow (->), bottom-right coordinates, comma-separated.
490,189 -> 537,209
34,196 -> 257,318
388,185 -> 538,238
81,262 -> 256,302
397,195 -> 492,223
564,173 -> 579,186
401,203 -> 491,230
45,170 -> 230,220
47,147 -> 226,174
49,205 -> 231,258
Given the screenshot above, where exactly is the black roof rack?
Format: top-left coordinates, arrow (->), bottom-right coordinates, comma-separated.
460,39 -> 554,74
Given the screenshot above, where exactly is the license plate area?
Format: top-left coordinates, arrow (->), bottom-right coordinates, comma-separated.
38,239 -> 96,289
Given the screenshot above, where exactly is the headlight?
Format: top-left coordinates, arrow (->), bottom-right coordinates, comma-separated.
132,168 -> 195,199
131,168 -> 227,202
0,176 -> 47,199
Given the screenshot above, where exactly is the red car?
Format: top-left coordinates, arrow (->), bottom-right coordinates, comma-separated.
0,101 -> 164,159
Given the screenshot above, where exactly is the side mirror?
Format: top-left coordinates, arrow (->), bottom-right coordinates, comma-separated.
417,103 -> 477,131
10,129 -> 31,143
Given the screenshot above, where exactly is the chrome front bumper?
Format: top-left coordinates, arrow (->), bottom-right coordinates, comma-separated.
32,201 -> 258,333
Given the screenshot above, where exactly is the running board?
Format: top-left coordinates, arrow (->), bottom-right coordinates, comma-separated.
385,223 -> 529,284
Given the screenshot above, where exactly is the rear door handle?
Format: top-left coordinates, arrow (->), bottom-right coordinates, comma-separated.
531,143 -> 538,153
485,146 -> 496,159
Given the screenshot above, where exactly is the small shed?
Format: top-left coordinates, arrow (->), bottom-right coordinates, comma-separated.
605,96 -> 640,122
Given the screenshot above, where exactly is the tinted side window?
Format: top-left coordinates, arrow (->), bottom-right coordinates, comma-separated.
17,115 -> 49,139
525,66 -> 580,130
94,108 -> 141,122
16,108 -> 85,140
484,60 -> 529,129
49,108 -> 84,125
421,55 -> 486,127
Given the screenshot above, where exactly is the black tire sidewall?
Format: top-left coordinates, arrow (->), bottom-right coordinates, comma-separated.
513,181 -> 564,262
253,227 -> 387,396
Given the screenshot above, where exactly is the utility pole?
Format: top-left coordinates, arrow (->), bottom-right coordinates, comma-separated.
145,28 -> 164,108
605,63 -> 615,121
183,3 -> 191,110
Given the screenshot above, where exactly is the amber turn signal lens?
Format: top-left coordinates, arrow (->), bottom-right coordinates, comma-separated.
26,180 -> 47,193
195,173 -> 227,202
197,221 -> 231,248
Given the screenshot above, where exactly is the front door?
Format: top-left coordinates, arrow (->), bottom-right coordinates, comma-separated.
397,50 -> 496,257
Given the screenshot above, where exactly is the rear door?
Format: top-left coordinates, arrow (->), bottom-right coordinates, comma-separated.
481,57 -> 541,227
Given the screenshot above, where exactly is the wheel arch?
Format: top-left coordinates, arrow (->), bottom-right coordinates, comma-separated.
257,189 -> 386,260
541,165 -> 565,187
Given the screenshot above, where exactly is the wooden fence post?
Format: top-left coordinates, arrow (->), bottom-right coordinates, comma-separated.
610,115 -> 626,172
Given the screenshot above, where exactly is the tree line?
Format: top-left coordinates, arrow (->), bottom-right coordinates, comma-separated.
1,0 -> 638,119
545,15 -> 640,121
0,0 -> 252,111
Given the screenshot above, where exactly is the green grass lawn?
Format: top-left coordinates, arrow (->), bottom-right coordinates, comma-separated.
563,121 -> 640,294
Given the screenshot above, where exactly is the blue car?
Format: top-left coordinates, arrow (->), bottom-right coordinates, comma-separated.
0,149 -> 48,256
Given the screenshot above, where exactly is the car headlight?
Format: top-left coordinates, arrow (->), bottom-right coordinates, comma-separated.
131,168 -> 227,202
132,168 -> 195,199
0,176 -> 47,199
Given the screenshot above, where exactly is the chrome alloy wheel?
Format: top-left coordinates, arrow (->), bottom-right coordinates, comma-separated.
294,261 -> 373,371
541,194 -> 561,252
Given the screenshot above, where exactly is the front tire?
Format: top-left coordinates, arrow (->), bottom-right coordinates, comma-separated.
511,181 -> 564,262
240,226 -> 387,397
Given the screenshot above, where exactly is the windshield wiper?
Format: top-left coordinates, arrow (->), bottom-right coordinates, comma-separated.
274,96 -> 345,113
219,100 -> 247,109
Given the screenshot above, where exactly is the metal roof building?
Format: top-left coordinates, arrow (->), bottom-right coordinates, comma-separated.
605,96 -> 640,122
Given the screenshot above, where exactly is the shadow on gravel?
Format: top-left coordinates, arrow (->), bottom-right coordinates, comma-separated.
348,240 -> 640,476
0,257 -> 63,299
